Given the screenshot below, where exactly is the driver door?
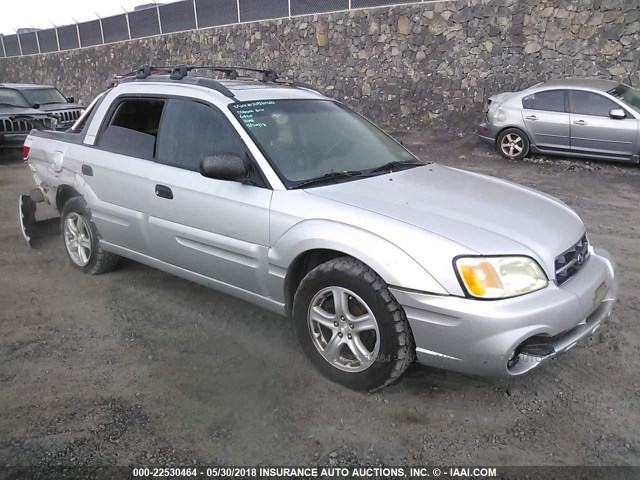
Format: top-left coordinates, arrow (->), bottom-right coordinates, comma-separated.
146,97 -> 273,296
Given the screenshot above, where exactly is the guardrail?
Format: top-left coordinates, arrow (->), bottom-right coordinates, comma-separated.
0,0 -> 439,58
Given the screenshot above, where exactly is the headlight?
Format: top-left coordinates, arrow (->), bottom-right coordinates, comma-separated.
455,256 -> 548,299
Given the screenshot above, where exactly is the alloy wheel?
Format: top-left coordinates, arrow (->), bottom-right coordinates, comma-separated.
500,133 -> 524,158
63,212 -> 92,266
307,286 -> 380,372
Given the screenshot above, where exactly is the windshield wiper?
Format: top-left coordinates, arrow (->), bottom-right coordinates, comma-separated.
366,159 -> 425,174
291,170 -> 367,189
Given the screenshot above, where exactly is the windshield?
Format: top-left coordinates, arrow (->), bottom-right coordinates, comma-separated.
20,87 -> 68,106
607,84 -> 640,114
0,88 -> 29,108
230,100 -> 416,186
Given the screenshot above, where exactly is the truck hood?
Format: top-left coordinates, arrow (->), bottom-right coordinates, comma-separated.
0,106 -> 49,117
305,164 -> 585,273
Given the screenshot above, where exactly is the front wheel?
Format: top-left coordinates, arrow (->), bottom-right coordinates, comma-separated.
61,196 -> 120,275
497,128 -> 530,160
293,257 -> 414,391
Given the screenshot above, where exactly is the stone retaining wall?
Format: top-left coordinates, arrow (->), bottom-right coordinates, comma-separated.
1,0 -> 639,130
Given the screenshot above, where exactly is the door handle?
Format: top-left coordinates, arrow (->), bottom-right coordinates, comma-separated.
573,120 -> 587,126
81,164 -> 93,176
525,115 -> 539,121
155,184 -> 173,200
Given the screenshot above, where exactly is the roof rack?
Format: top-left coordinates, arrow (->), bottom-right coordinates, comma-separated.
168,64 -> 279,83
135,65 -> 174,79
122,64 -> 322,97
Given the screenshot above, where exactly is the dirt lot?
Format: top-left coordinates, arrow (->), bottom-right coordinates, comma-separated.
1,132 -> 639,470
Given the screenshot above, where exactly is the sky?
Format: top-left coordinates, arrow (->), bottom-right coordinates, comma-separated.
0,0 -> 180,36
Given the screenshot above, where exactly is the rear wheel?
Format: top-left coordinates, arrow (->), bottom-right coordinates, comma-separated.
293,257 -> 414,391
497,128 -> 530,160
61,197 -> 120,275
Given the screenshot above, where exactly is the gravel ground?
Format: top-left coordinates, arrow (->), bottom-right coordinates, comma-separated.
0,132 -> 639,470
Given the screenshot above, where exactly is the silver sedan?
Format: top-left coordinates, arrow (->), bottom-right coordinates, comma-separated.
478,79 -> 640,163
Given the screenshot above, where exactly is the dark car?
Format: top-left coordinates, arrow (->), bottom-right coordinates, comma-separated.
0,83 -> 83,147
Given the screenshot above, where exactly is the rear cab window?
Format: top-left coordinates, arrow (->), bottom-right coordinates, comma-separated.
96,98 -> 165,159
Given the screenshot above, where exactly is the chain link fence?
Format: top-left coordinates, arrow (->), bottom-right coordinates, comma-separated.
0,0 -> 430,58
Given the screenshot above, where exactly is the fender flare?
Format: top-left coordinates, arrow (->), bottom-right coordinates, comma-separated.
268,219 -> 447,299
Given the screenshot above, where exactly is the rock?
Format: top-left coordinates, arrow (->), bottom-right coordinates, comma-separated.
541,7 -> 555,18
368,18 -> 380,35
578,26 -> 597,39
608,65 -> 626,76
428,14 -> 448,36
506,386 -> 521,397
524,42 -> 542,54
600,0 -> 619,10
315,22 -> 329,47
397,15 -> 413,35
587,12 -> 604,25
544,22 -> 565,42
601,40 -> 622,55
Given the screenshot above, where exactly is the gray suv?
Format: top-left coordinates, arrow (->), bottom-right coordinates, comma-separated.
0,83 -> 83,148
478,79 -> 640,163
21,66 -> 618,390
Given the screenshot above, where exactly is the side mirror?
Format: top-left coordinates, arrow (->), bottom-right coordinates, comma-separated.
200,153 -> 249,182
610,108 -> 626,119
66,96 -> 75,103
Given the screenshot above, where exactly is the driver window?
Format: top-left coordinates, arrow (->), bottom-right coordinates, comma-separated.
156,99 -> 247,172
569,91 -> 619,117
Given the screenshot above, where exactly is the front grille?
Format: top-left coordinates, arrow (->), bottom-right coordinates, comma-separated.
555,234 -> 590,285
0,118 -> 32,134
50,109 -> 82,125
0,117 -> 55,133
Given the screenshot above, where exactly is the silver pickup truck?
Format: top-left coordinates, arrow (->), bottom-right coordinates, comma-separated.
20,65 -> 618,390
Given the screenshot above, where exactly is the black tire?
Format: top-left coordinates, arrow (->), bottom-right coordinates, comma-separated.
61,196 -> 120,275
497,128 -> 530,160
293,256 -> 415,391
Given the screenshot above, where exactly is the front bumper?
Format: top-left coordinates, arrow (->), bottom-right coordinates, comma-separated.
477,114 -> 499,145
391,247 -> 618,377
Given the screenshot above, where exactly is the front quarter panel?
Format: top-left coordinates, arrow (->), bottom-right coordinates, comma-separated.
267,191 -> 456,302
268,219 -> 447,299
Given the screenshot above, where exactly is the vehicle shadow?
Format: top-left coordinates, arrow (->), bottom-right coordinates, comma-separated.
26,218 -> 60,247
0,148 -> 24,164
